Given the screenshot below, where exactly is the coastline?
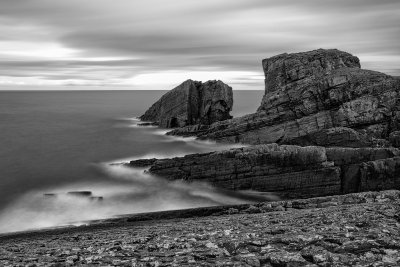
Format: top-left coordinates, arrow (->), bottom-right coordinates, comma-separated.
1,190 -> 399,266
2,49 -> 400,265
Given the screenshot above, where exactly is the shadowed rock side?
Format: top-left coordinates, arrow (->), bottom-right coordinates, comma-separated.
139,79 -> 233,128
129,144 -> 400,199
168,49 -> 400,147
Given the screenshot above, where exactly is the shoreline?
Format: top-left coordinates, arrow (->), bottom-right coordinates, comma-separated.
1,190 -> 399,266
1,189 -> 398,239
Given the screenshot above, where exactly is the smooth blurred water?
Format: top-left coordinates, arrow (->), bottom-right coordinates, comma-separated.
0,90 -> 267,233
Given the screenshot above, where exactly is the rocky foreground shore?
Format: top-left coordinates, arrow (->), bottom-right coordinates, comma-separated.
1,190 -> 400,266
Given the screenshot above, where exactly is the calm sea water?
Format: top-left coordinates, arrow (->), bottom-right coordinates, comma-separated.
0,90 -> 267,233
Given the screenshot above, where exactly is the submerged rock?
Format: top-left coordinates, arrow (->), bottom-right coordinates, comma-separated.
67,191 -> 93,197
139,79 -> 233,128
89,196 -> 104,202
136,122 -> 158,127
43,191 -> 104,201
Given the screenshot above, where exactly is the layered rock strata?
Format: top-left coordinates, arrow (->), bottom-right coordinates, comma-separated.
139,79 -> 233,128
129,144 -> 400,199
168,49 -> 400,147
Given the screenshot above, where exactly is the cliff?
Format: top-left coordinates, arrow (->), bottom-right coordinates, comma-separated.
129,144 -> 400,198
139,79 -> 233,128
168,49 -> 400,147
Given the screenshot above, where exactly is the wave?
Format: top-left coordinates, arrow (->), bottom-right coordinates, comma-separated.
116,117 -> 247,151
0,163 -> 278,233
0,118 -> 254,234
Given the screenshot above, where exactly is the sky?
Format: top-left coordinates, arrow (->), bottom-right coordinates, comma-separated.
0,0 -> 399,90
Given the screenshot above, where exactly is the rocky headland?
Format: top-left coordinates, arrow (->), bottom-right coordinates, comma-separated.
135,48 -> 400,200
129,144 -> 400,199
168,49 -> 400,148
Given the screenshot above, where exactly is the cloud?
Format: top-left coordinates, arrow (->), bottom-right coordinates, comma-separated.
0,0 -> 399,89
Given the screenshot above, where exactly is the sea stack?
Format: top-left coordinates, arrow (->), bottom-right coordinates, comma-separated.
139,79 -> 233,128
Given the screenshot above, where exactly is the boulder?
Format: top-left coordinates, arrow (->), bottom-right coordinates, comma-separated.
139,79 -> 233,128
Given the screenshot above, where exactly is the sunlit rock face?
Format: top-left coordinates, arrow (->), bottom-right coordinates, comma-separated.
139,79 -> 233,128
169,49 -> 400,148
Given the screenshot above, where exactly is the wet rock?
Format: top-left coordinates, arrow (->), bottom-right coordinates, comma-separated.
89,196 -> 103,202
67,191 -> 92,197
129,158 -> 157,168
137,122 -> 158,127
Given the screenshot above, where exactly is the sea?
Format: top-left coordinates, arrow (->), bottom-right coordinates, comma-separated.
0,89 -> 270,233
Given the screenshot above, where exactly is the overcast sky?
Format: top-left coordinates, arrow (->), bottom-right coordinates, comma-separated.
0,0 -> 399,90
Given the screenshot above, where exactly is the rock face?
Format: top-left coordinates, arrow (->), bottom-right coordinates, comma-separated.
129,144 -> 400,198
168,49 -> 400,147
261,49 -> 360,95
129,144 -> 400,199
139,79 -> 233,128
